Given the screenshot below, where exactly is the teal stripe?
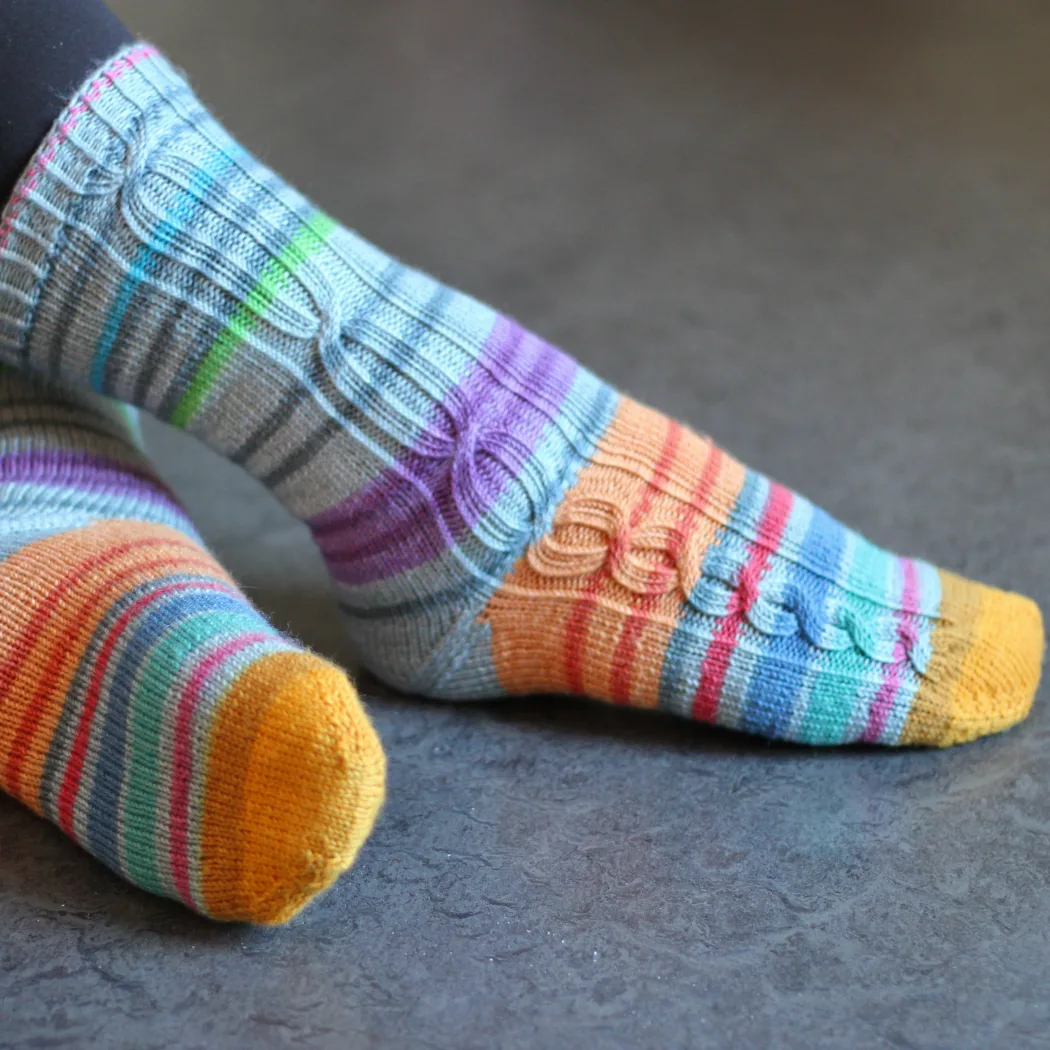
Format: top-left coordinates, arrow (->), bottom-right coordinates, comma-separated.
89,161 -> 222,391
796,537 -> 895,743
119,607 -> 268,894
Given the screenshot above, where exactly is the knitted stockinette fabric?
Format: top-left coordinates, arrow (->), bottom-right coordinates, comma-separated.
0,45 -> 1041,746
0,367 -> 384,922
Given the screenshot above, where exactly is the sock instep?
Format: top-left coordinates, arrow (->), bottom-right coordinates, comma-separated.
0,45 -> 1041,747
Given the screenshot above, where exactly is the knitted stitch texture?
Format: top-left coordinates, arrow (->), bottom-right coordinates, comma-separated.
0,45 -> 1041,746
0,368 -> 385,922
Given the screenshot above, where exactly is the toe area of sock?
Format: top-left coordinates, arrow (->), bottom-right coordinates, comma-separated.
901,573 -> 1044,747
200,651 -> 386,923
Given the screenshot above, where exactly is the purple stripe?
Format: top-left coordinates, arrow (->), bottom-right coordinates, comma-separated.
0,450 -> 187,518
310,316 -> 579,585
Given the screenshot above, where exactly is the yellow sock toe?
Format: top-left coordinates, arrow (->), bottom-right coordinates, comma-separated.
201,650 -> 386,923
901,572 -> 1044,747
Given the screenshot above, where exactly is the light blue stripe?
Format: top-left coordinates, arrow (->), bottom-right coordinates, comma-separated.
658,468 -> 769,717
786,528 -> 857,741
738,495 -> 826,739
878,560 -> 943,744
89,157 -> 227,390
85,592 -> 261,870
795,526 -> 900,743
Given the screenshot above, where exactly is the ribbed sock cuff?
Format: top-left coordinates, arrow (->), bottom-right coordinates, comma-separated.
0,44 -> 204,368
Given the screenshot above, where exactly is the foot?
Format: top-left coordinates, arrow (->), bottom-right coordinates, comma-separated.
0,45 -> 1041,746
0,368 -> 385,922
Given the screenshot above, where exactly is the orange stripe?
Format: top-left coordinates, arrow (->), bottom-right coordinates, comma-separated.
562,410 -> 680,696
0,523 -> 228,804
608,422 -> 684,702
485,405 -> 749,701
3,536 -> 188,796
609,437 -> 724,705
6,547 -> 223,806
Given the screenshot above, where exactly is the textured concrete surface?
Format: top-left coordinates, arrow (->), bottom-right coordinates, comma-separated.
4,2 -> 1050,1047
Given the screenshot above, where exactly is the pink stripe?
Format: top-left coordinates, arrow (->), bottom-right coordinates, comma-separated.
860,558 -> 921,743
0,45 -> 158,252
168,632 -> 272,909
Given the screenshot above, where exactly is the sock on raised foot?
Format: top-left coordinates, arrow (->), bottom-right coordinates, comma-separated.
0,369 -> 385,923
0,45 -> 1041,746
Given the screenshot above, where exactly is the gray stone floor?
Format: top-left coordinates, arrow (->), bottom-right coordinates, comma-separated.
4,1 -> 1050,1047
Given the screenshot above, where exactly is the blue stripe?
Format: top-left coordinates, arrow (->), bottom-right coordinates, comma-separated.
83,589 -> 266,870
89,158 -> 227,391
740,499 -> 848,740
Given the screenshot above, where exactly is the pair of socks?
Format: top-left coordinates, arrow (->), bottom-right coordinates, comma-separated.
0,45 -> 1042,922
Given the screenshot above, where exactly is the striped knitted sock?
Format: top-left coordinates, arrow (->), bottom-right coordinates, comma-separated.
0,368 -> 385,923
0,45 -> 1042,746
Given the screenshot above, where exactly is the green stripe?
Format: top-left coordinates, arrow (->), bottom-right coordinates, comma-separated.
169,211 -> 338,429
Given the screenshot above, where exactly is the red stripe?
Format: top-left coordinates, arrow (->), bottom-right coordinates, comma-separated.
2,536 -> 211,796
169,633 -> 271,907
690,481 -> 795,724
564,419 -> 682,697
609,439 -> 723,703
54,579 -> 236,835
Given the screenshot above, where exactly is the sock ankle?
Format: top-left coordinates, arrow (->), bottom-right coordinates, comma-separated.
0,367 -> 385,922
0,45 -> 1041,746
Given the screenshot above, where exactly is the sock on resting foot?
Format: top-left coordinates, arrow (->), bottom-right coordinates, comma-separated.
0,45 -> 1042,747
0,368 -> 384,923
